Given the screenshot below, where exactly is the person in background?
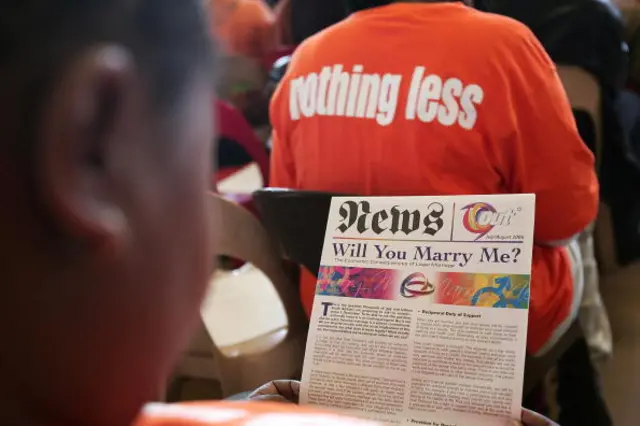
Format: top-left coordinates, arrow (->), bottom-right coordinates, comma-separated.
209,0 -> 277,59
479,0 -> 640,268
0,1 -> 557,425
207,0 -> 275,168
477,2 -> 623,425
270,0 -> 597,362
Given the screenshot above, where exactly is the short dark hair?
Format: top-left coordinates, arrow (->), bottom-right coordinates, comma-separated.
0,0 -> 213,108
344,0 -> 394,13
344,0 -> 461,13
290,0 -> 348,44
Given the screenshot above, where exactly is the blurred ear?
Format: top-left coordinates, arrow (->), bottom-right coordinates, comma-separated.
37,46 -> 134,249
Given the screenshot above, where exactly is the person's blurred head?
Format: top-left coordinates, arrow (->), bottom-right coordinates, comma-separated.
0,1 -> 215,425
344,0 -> 393,11
344,0 -> 471,13
209,0 -> 277,58
289,0 -> 348,44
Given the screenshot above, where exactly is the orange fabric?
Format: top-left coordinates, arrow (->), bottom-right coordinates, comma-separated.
136,402 -> 381,426
269,3 -> 598,354
209,0 -> 277,58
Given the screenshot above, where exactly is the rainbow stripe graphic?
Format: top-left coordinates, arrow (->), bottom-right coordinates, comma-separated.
316,266 -> 530,309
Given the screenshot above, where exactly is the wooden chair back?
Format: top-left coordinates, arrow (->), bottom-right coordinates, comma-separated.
557,66 -> 603,168
557,65 -> 619,275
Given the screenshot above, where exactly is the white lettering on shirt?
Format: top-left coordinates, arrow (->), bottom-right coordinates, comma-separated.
288,64 -> 484,130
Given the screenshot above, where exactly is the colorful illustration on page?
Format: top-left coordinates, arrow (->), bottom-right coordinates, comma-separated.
436,272 -> 530,309
316,266 -> 399,300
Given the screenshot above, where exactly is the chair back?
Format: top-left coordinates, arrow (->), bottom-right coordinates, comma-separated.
167,325 -> 221,402
557,65 -> 603,169
556,65 -> 619,274
253,188 -> 343,275
202,192 -> 308,396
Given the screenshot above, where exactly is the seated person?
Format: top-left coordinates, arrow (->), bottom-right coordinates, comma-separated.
209,1 -> 276,136
477,3 -> 621,424
209,0 -> 278,59
269,0 -> 598,356
0,1 -> 555,426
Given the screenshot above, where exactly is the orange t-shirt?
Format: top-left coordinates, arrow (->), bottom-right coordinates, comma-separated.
135,402 -> 380,426
209,0 -> 277,58
269,3 -> 598,354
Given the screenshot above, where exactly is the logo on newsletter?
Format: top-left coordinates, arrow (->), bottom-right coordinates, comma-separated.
400,273 -> 435,298
461,202 -> 517,240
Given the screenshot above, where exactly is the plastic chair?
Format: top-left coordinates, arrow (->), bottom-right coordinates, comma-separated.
166,326 -> 221,402
203,192 -> 308,397
557,66 -> 603,169
556,66 -> 618,275
253,187 -> 582,398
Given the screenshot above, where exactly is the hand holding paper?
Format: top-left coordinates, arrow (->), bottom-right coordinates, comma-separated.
299,195 -> 537,426
248,380 -> 300,404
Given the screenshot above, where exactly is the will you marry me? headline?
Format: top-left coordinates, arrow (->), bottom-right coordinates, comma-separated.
332,242 -> 523,268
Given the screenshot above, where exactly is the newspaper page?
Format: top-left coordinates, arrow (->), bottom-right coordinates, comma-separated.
300,194 -> 535,426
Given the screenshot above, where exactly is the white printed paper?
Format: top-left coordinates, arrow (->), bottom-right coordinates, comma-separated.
300,195 -> 535,426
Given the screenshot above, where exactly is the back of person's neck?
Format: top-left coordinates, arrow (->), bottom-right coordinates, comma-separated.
393,0 -> 463,3
389,0 -> 468,6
